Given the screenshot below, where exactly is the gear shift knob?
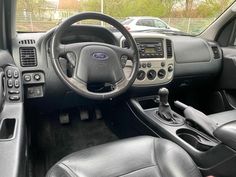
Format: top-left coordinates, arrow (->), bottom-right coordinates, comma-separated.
158,88 -> 169,106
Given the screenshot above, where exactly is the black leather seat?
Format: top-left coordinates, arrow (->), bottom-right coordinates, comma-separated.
46,136 -> 202,177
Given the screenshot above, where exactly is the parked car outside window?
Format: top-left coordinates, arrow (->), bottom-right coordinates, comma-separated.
122,17 -> 179,32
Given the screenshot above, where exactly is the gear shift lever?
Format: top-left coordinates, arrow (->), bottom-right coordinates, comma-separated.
158,88 -> 175,121
159,88 -> 169,106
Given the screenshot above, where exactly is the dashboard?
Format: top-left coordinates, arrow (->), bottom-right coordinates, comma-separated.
10,25 -> 222,105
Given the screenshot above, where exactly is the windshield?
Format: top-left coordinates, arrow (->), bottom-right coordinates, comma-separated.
16,0 -> 235,35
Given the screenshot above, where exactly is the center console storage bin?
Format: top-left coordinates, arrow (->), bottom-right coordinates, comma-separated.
136,96 -> 159,110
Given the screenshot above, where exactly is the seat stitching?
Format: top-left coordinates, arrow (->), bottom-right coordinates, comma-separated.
153,138 -> 165,177
58,163 -> 80,177
117,165 -> 157,177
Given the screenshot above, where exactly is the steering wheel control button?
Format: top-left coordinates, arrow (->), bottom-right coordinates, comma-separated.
7,79 -> 13,88
9,95 -> 20,101
137,70 -> 146,80
7,70 -> 12,78
14,80 -> 20,88
147,70 -> 156,80
158,69 -> 166,79
168,65 -> 174,72
34,74 -> 41,81
120,55 -> 128,67
13,70 -> 19,78
24,75 -> 31,82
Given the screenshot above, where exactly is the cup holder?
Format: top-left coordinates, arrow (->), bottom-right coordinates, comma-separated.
177,128 -> 217,151
0,118 -> 17,140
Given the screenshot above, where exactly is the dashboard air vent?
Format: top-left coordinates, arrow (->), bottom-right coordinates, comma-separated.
166,39 -> 172,58
19,47 -> 37,67
18,39 -> 36,45
211,46 -> 220,59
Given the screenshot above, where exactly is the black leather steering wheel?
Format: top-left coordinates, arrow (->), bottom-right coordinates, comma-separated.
51,12 -> 139,100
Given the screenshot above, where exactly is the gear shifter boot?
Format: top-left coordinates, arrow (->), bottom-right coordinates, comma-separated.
158,88 -> 176,122
158,104 -> 175,121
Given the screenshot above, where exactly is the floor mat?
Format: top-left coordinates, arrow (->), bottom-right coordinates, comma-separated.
30,109 -> 118,177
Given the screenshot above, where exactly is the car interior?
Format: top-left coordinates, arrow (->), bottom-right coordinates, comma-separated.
1,0 -> 236,177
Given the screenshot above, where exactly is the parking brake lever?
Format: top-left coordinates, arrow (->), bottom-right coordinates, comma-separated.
174,101 -> 217,136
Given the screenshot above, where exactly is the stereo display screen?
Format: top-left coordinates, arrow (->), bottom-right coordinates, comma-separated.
144,47 -> 156,54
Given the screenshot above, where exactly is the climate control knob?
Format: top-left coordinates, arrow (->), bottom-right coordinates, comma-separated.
137,70 -> 146,80
168,65 -> 174,72
158,69 -> 166,79
147,70 -> 156,80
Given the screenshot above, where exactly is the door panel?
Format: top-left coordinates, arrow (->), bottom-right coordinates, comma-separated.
216,47 -> 236,110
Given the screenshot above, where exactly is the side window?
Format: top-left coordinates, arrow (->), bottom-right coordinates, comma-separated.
154,20 -> 167,29
216,19 -> 235,47
136,19 -> 154,27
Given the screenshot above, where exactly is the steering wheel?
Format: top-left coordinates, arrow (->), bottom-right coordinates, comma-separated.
51,12 -> 139,100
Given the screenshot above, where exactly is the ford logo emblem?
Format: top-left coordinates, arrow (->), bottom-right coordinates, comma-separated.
92,52 -> 109,60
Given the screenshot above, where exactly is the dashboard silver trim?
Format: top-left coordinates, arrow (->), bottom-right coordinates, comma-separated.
120,33 -> 175,87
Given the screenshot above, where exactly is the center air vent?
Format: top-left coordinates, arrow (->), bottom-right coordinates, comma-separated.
18,39 -> 35,45
19,47 -> 37,67
211,46 -> 221,59
166,39 -> 173,58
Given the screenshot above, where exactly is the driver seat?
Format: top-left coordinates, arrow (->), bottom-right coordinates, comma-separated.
46,136 -> 202,177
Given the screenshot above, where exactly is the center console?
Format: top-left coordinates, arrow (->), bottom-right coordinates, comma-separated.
121,34 -> 174,86
128,88 -> 236,177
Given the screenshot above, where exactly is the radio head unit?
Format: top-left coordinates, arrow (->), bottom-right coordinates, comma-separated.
136,38 -> 164,58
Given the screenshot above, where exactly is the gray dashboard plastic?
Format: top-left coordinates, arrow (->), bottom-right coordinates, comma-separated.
173,36 -> 211,63
11,29 -> 223,109
171,36 -> 222,77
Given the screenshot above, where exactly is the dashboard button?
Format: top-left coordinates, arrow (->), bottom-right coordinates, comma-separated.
142,63 -> 147,68
168,65 -> 174,72
7,70 -> 12,78
24,75 -> 31,82
13,70 -> 19,78
15,80 -> 20,88
34,74 -> 41,81
7,79 -> 13,88
137,70 -> 146,80
8,90 -> 20,94
147,63 -> 152,68
161,62 -> 165,67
